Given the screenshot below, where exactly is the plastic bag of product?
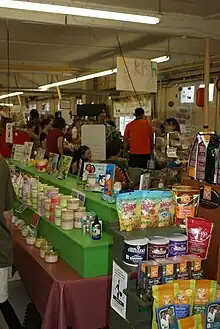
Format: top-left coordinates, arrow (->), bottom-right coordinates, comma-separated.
187,217 -> 214,259
172,186 -> 200,228
152,283 -> 179,329
178,314 -> 203,329
116,191 -> 141,231
141,190 -> 173,228
175,280 -> 196,319
193,280 -> 217,314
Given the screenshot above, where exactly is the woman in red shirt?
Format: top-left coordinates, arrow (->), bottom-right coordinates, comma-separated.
45,117 -> 66,158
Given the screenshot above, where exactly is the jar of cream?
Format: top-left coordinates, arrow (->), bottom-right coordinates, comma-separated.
44,199 -> 51,211
61,220 -> 73,230
51,194 -> 61,205
61,209 -> 74,221
67,198 -> 80,210
75,208 -> 86,221
45,250 -> 59,264
26,235 -> 36,245
45,211 -> 50,219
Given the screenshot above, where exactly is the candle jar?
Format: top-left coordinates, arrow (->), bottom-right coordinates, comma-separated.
21,225 -> 29,237
44,250 -> 59,264
35,237 -> 45,248
55,218 -> 61,226
40,241 -> 53,259
26,234 -> 36,246
55,205 -> 62,218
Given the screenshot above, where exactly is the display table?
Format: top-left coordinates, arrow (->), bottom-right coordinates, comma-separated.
12,227 -> 111,329
13,161 -> 118,223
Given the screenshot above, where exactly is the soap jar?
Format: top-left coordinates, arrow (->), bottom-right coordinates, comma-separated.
35,237 -> 45,249
26,233 -> 36,246
21,225 -> 29,237
44,250 -> 59,264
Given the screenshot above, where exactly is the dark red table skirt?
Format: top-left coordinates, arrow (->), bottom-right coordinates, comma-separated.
12,228 -> 111,329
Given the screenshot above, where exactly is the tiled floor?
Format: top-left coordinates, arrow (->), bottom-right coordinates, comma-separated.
0,280 -> 31,329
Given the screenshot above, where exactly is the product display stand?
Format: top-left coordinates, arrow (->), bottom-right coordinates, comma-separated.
182,177 -> 220,282
107,222 -> 183,329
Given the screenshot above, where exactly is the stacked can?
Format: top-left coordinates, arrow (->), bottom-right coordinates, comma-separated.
37,193 -> 44,215
49,193 -> 60,223
75,207 -> 87,228
60,195 -> 71,208
55,205 -> 62,226
31,188 -> 38,209
67,198 -> 80,227
22,182 -> 31,205
44,198 -> 51,219
61,209 -> 74,230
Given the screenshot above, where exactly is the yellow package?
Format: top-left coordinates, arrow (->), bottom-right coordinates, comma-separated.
152,283 -> 179,329
193,280 -> 217,314
175,280 -> 196,319
215,289 -> 220,301
178,314 -> 204,329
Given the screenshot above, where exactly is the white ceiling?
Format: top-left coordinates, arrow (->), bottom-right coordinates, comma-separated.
0,0 -> 220,94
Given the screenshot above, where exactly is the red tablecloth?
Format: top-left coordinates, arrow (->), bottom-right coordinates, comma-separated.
12,228 -> 111,329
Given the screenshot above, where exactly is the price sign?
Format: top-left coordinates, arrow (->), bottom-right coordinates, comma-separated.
72,188 -> 86,206
32,213 -> 40,229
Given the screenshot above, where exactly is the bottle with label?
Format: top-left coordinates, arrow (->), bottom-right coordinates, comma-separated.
91,216 -> 102,240
205,134 -> 219,184
104,167 -> 113,196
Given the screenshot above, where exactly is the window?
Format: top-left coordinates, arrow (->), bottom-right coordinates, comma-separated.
199,83 -> 215,102
180,86 -> 195,104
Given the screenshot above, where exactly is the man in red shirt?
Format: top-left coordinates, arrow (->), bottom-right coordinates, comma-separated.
124,108 -> 153,169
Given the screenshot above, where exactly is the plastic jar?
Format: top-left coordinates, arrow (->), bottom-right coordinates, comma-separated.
148,236 -> 169,260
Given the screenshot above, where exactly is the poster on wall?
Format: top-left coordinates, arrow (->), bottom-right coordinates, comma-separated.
81,124 -> 106,161
116,57 -> 157,93
113,95 -> 151,117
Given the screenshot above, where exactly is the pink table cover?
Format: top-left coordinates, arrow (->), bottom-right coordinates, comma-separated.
12,228 -> 111,329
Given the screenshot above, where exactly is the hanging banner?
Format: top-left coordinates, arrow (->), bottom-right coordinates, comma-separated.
116,57 -> 157,93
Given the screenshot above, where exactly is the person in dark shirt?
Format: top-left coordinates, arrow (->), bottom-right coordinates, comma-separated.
45,117 -> 66,157
40,118 -> 53,148
0,156 -> 22,329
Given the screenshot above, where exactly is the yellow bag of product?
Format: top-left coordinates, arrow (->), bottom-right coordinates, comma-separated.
193,280 -> 217,314
175,280 -> 196,319
152,283 -> 179,329
178,314 -> 204,329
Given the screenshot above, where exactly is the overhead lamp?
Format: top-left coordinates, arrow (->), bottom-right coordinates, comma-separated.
0,92 -> 23,100
39,68 -> 117,90
151,55 -> 170,63
0,103 -> 13,107
0,1 -> 160,24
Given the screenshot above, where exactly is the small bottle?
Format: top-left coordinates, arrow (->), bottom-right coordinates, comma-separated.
91,216 -> 102,240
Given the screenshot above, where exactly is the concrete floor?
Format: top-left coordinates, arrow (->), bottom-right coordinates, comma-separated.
0,280 -> 31,329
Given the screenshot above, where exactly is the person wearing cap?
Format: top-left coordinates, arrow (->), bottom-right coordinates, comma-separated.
123,108 -> 153,169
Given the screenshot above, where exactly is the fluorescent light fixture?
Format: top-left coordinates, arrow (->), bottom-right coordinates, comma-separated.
151,55 -> 170,63
39,68 -> 117,90
0,103 -> 13,107
0,0 -> 160,24
0,92 -> 23,100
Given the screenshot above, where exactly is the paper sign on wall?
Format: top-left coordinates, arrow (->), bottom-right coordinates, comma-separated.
6,123 -> 13,143
116,57 -> 157,93
81,124 -> 106,161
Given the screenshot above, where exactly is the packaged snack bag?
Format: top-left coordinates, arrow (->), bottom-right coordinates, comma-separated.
215,290 -> 220,301
205,301 -> 220,328
116,191 -> 141,231
157,258 -> 176,284
156,304 -> 178,329
193,280 -> 217,314
172,186 -> 200,229
137,260 -> 161,299
190,258 -> 203,280
152,283 -> 179,329
141,190 -> 173,228
178,314 -> 203,329
175,257 -> 190,280
175,280 -> 196,319
187,217 -> 214,259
